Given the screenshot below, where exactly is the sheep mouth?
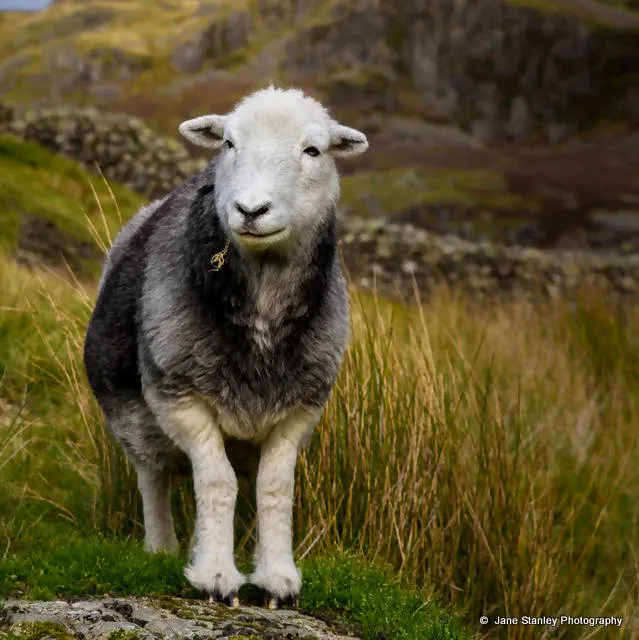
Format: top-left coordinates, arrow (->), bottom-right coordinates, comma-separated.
237,229 -> 284,238
233,227 -> 291,248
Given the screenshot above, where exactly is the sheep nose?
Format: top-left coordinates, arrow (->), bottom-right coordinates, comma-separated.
234,201 -> 271,219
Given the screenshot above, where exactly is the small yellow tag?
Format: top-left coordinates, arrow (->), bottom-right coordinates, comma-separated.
210,236 -> 231,271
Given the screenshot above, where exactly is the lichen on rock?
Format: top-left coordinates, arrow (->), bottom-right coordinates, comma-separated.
0,598 -> 359,640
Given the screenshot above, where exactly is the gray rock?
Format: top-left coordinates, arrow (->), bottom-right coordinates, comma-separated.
1,598 -> 360,640
330,0 -> 639,142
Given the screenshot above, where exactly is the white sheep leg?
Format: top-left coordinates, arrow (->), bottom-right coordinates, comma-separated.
251,409 -> 318,604
136,464 -> 179,554
185,436 -> 245,601
150,397 -> 245,601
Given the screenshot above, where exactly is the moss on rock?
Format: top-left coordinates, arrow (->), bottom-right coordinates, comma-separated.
106,630 -> 142,640
6,622 -> 73,640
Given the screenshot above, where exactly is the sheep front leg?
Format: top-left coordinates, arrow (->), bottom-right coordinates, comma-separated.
251,409 -> 319,608
151,397 -> 245,605
186,434 -> 244,605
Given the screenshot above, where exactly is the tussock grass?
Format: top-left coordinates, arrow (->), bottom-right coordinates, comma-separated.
1,186 -> 638,637
297,289 -> 639,632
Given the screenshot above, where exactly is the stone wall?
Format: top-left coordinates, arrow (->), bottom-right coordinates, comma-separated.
0,103 -> 206,199
339,217 -> 639,300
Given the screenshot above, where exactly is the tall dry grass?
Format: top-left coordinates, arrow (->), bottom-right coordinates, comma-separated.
1,194 -> 638,637
295,288 -> 639,636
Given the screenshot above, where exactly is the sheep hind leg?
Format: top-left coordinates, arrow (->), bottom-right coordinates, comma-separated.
105,398 -> 180,554
136,462 -> 179,554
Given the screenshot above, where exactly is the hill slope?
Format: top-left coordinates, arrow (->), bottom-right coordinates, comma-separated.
0,133 -> 143,277
0,0 -> 637,143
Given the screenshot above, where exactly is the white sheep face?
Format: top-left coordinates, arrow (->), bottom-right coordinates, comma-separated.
179,87 -> 368,253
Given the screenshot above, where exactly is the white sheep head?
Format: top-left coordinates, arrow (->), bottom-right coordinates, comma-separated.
179,86 -> 368,254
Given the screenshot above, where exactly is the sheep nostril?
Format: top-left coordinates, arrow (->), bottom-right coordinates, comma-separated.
235,201 -> 271,219
254,203 -> 271,217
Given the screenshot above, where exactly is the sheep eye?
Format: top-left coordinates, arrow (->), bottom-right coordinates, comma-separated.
223,139 -> 234,150
303,146 -> 320,157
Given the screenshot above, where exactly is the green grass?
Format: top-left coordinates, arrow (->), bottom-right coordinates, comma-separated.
1,251 -> 637,638
1,621 -> 74,640
0,537 -> 189,601
0,147 -> 637,638
0,134 -> 142,276
0,150 -> 470,637
339,168 -> 534,218
0,537 -> 465,640
301,555 -> 463,640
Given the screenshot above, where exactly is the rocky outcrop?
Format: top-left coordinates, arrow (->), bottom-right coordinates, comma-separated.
282,0 -> 398,112
0,104 -> 206,199
394,0 -> 639,142
0,598 -> 360,640
283,0 -> 639,141
173,7 -> 254,73
2,0 -> 637,142
201,11 -> 252,62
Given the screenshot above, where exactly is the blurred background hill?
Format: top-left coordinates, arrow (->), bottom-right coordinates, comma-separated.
0,0 -> 638,263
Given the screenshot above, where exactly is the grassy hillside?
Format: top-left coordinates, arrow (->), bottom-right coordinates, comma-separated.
0,136 -> 469,638
0,142 -> 637,638
339,168 -> 533,217
0,133 -> 546,251
0,133 -> 143,277
2,0 -> 639,255
0,0 -> 291,124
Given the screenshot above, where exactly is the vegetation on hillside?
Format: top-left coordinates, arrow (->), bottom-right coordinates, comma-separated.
504,0 -> 639,26
0,134 -> 142,277
1,232 -> 637,638
1,0 -> 638,142
0,139 -> 468,639
0,122 -> 637,640
339,168 -> 533,218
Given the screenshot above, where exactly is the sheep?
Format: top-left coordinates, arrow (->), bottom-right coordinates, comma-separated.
83,86 -> 368,608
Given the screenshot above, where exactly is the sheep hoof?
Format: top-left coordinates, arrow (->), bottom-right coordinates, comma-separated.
208,590 -> 239,608
264,593 -> 299,610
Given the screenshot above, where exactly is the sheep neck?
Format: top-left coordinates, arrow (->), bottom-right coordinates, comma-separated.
184,182 -> 338,329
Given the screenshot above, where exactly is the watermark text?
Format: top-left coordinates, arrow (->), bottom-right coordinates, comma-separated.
479,615 -> 623,628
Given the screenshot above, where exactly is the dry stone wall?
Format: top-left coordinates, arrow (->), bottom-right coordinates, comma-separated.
338,217 -> 639,300
0,103 -> 206,199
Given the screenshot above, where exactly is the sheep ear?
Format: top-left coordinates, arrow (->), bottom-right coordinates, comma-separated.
328,123 -> 368,157
179,115 -> 227,148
